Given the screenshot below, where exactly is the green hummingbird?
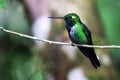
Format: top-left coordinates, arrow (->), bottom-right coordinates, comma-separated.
48,13 -> 100,69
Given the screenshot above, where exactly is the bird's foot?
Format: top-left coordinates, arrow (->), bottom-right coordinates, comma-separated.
71,43 -> 75,47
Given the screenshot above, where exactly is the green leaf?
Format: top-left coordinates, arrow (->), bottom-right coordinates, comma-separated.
0,0 -> 6,9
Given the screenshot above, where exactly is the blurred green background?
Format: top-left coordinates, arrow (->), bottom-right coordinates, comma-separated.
0,0 -> 120,80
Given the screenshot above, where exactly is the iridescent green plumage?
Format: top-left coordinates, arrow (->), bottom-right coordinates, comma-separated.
69,23 -> 88,44
49,13 -> 100,69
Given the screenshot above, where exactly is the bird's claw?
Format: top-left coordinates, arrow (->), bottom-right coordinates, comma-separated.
71,43 -> 75,47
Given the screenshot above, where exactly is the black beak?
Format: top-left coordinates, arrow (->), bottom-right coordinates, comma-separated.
48,17 -> 64,19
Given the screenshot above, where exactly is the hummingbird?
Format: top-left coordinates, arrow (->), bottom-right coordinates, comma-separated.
48,13 -> 100,69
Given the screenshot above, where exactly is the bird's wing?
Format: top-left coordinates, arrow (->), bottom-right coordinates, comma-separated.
82,23 -> 93,45
80,24 -> 100,68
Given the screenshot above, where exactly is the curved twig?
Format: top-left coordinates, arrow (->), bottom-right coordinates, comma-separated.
0,27 -> 119,49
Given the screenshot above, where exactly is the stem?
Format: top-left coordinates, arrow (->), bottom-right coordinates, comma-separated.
0,27 -> 119,49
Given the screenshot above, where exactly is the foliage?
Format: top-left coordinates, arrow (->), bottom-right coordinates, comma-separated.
0,0 -> 6,9
0,1 -> 47,80
95,0 -> 120,79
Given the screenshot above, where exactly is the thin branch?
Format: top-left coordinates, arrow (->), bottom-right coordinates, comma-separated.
0,26 -> 119,49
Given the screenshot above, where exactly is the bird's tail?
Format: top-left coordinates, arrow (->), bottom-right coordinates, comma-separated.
78,47 -> 100,69
89,55 -> 100,69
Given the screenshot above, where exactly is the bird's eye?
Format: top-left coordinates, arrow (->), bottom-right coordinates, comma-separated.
65,16 -> 72,20
65,17 -> 68,20
68,16 -> 72,19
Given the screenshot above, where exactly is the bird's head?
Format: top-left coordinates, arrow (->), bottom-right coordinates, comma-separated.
64,13 -> 81,26
48,13 -> 81,31
48,13 -> 81,25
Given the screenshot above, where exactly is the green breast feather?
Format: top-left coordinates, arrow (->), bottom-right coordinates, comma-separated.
69,24 -> 88,44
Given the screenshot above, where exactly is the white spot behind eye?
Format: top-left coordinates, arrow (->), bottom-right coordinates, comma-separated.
72,16 -> 75,18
